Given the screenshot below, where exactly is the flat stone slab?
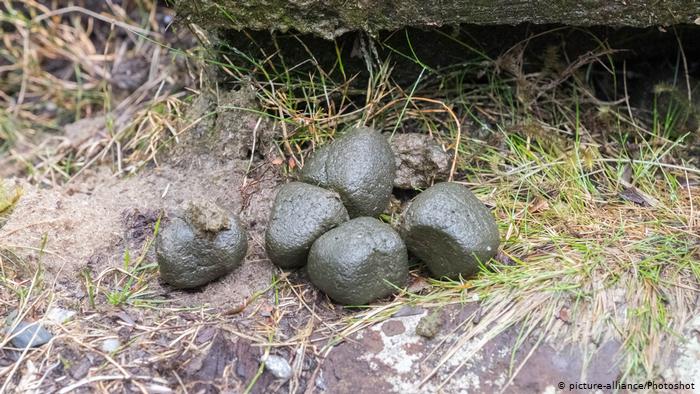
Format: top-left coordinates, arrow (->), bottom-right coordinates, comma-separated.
176,1 -> 700,39
318,304 -> 623,393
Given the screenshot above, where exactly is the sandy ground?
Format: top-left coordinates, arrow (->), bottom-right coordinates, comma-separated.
1,89 -> 279,311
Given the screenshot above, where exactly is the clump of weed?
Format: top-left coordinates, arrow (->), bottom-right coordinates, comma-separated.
0,0 -> 200,183
80,217 -> 164,309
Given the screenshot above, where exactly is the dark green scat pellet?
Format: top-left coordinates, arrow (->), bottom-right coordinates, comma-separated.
307,217 -> 408,305
400,182 -> 500,279
156,203 -> 248,289
301,127 -> 395,218
265,182 -> 349,269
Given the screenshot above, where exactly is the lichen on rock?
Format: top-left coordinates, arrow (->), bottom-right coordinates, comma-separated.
389,133 -> 450,190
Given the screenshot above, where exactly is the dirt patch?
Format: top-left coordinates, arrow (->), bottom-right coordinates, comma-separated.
0,89 -> 280,310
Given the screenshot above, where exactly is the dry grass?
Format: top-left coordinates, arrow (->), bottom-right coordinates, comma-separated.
0,0 -> 200,184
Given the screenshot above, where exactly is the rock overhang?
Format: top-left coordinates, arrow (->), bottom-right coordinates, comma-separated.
175,0 -> 700,40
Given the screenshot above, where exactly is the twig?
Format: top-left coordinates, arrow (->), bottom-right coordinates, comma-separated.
57,374 -> 168,394
32,6 -> 154,36
673,27 -> 692,103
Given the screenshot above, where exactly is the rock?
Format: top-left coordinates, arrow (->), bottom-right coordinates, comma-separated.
265,182 -> 349,268
307,217 -> 408,305
45,307 -> 76,324
389,133 -> 450,190
101,338 -> 121,353
175,1 -> 700,40
263,354 -> 293,380
7,321 -> 53,349
301,127 -> 395,218
392,305 -> 425,318
415,310 -> 443,338
156,201 -> 248,289
400,182 -> 499,279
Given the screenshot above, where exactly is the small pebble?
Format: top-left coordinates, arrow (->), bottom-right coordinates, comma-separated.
101,338 -> 121,353
315,374 -> 327,390
263,354 -> 292,380
46,307 -> 76,324
7,321 -> 53,349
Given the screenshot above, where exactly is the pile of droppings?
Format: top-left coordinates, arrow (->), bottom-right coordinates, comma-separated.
265,182 -> 349,268
155,126 -> 500,304
300,126 -> 395,217
400,182 -> 500,278
264,126 -> 501,305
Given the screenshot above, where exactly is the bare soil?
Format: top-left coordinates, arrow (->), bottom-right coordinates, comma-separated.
2,90 -> 279,311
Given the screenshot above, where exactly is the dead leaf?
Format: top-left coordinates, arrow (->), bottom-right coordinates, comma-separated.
68,357 -> 92,380
407,276 -> 431,293
619,186 -> 659,207
473,306 -> 483,325
185,331 -> 236,393
495,250 -> 516,266
558,306 -> 571,323
196,327 -> 217,345
271,157 -> 284,165
109,311 -> 136,326
528,197 -> 549,213
392,306 -> 425,318
235,340 -> 260,379
288,157 -> 297,169
620,164 -> 633,184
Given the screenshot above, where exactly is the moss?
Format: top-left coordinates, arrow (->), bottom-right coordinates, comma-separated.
0,182 -> 22,229
415,310 -> 443,339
